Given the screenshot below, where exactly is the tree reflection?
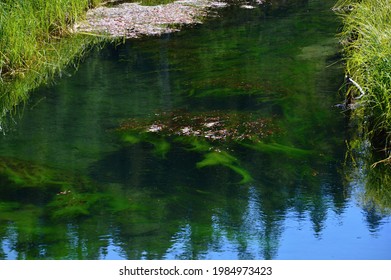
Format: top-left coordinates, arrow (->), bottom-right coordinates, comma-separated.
343,122 -> 391,233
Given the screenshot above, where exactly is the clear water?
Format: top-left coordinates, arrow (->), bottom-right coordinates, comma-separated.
0,0 -> 390,260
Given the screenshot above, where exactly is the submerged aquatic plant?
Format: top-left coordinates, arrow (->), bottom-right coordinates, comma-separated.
196,150 -> 253,183
117,110 -> 280,183
0,156 -> 108,219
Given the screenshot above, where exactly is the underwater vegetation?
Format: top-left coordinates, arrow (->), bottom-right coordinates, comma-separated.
117,110 -> 313,183
0,156 -> 108,219
118,110 -> 276,142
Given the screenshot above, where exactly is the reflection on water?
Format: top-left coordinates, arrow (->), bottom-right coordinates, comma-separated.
0,0 -> 390,259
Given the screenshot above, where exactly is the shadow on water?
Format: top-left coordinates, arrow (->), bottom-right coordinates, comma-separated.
0,0 -> 390,259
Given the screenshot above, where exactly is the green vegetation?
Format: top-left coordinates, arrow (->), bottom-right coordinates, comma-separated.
0,0 -> 106,124
0,0 -> 104,78
334,0 -> 391,163
118,110 -> 279,183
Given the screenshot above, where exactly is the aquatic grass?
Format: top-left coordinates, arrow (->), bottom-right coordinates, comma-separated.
196,151 -> 238,168
334,0 -> 391,161
0,156 -> 114,220
180,137 -> 212,152
48,192 -> 109,219
242,141 -> 313,158
149,137 -> 171,158
196,151 -> 253,183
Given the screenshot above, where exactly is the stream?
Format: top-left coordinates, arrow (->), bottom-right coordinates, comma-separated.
0,0 -> 390,259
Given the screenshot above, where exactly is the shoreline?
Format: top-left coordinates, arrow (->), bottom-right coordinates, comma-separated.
334,0 -> 391,164
72,0 -> 229,38
0,0 -> 262,128
72,0 -> 264,38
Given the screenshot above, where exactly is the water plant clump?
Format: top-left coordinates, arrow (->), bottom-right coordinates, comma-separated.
0,1 -> 110,133
0,156 -> 108,219
333,0 -> 391,164
117,110 -> 278,183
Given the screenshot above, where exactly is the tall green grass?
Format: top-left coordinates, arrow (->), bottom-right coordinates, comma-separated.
334,0 -> 391,162
0,0 -> 104,78
0,1 -> 107,131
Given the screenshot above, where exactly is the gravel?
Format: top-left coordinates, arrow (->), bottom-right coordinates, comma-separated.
72,0 -> 229,38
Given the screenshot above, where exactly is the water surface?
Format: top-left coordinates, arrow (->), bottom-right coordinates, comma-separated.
0,0 -> 390,259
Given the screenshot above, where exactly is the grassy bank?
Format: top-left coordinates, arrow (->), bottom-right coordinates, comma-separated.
0,0 -> 104,79
0,0 -> 216,127
334,0 -> 391,163
0,0 -> 106,128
